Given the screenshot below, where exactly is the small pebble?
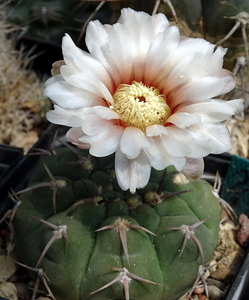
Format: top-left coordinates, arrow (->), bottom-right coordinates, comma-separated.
197,295 -> 207,300
208,285 -> 224,300
237,214 -> 249,247
194,286 -> 205,294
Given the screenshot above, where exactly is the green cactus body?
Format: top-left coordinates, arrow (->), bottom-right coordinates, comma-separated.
157,0 -> 249,70
158,0 -> 202,32
202,0 -> 249,38
13,147 -> 222,300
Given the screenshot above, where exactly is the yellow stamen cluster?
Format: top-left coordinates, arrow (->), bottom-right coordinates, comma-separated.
112,81 -> 171,131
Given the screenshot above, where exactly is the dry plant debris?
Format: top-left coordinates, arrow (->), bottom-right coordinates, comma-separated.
228,115 -> 249,159
210,222 -> 245,282
180,221 -> 246,300
0,9 -> 50,152
225,66 -> 249,159
0,281 -> 18,300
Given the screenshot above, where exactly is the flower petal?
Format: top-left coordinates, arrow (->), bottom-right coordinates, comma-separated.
217,69 -> 236,94
168,75 -> 234,109
44,74 -> 63,88
66,127 -> 90,149
182,157 -> 204,180
119,127 -> 151,159
46,105 -> 72,126
145,136 -> 186,171
188,123 -> 232,154
145,26 -> 180,86
87,8 -> 170,85
160,126 -> 194,157
60,68 -> 114,104
146,125 -> 169,137
79,124 -> 124,157
46,105 -> 87,127
167,112 -> 201,128
187,131 -> 212,158
62,34 -> 112,89
81,114 -> 117,136
115,148 -> 151,193
118,9 -> 168,81
177,99 -> 244,123
118,8 -> 169,35
185,46 -> 226,78
92,106 -> 121,120
160,44 -> 224,93
51,60 -> 65,76
155,37 -> 215,92
45,80 -> 104,109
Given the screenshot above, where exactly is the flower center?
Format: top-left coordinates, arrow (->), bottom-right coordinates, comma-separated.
112,81 -> 171,131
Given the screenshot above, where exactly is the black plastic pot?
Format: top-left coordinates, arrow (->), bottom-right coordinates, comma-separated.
0,144 -> 23,178
225,251 -> 249,300
0,124 -> 67,219
0,124 -> 249,300
0,144 -> 23,217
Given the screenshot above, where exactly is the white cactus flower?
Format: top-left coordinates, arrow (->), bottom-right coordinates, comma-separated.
45,8 -> 243,193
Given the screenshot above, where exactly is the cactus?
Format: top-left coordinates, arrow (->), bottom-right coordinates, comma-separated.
8,2 -> 243,299
13,144 -> 222,300
6,0 -> 249,53
158,0 -> 249,58
5,0 -> 113,47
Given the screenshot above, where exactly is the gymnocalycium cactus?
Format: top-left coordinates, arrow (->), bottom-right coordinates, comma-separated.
13,7 -> 243,300
13,145 -> 222,300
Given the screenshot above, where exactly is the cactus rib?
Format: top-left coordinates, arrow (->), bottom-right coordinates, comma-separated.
96,217 -> 156,266
15,162 -> 67,213
32,216 -> 71,268
91,267 -> 162,300
167,216 -> 212,266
